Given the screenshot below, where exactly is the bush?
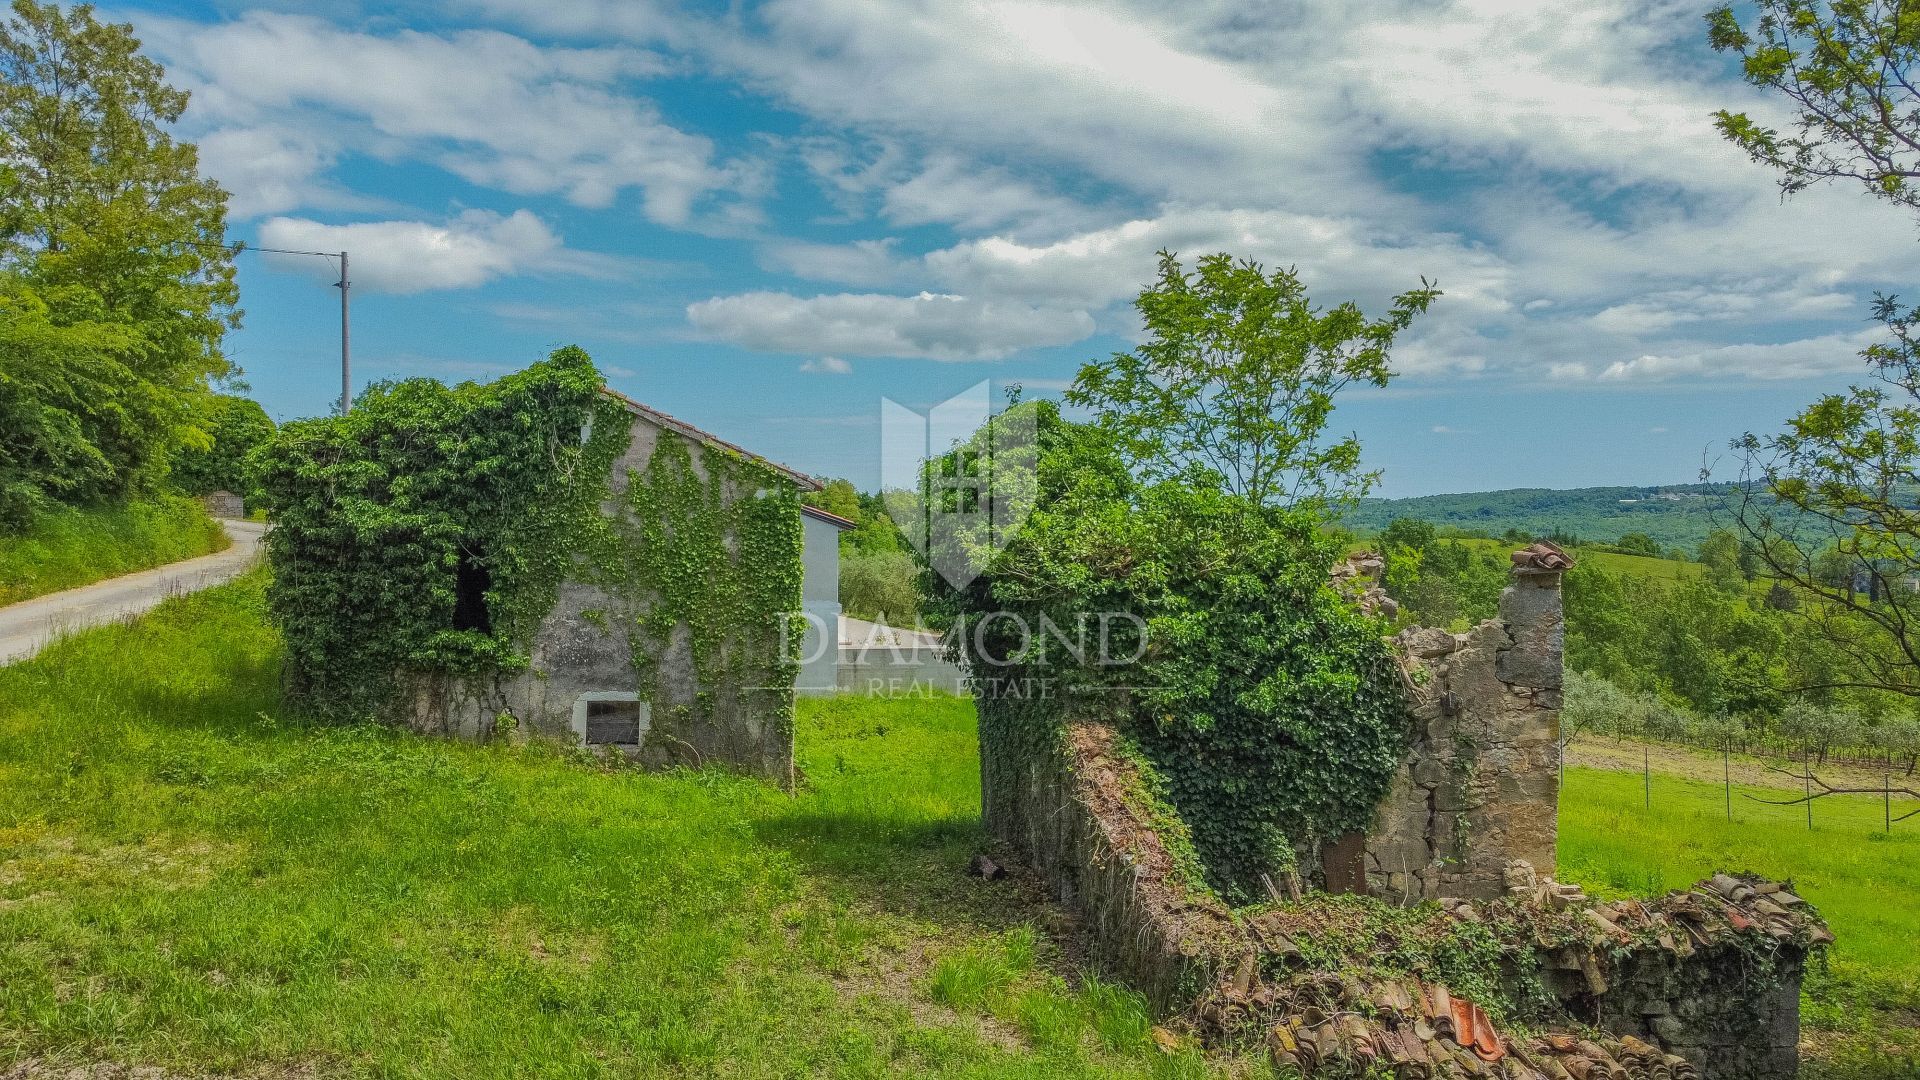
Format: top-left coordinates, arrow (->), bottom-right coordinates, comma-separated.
0,496 -> 227,605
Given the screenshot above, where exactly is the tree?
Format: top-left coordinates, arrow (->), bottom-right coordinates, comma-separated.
1709,1 -> 1920,697
1697,528 -> 1747,593
1379,516 -> 1437,554
1066,251 -> 1438,511
170,393 -> 273,497
0,0 -> 238,512
1615,532 -> 1661,558
1709,1 -> 1920,215
0,275 -> 139,526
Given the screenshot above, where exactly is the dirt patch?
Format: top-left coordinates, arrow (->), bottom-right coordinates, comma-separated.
1570,735 -> 1920,798
0,1059 -> 324,1079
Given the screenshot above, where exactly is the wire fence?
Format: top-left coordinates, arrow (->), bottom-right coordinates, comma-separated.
1565,736 -> 1920,833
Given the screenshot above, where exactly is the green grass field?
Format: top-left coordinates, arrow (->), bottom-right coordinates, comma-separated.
0,577 -> 1913,1077
0,497 -> 228,606
1560,766 -> 1920,1078
0,575 -> 1231,1079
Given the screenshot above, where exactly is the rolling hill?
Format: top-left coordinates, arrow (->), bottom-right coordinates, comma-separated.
1343,483 -> 1737,550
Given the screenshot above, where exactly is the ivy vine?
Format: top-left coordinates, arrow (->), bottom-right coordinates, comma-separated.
594,436 -> 803,746
944,403 -> 1409,904
252,346 -> 805,745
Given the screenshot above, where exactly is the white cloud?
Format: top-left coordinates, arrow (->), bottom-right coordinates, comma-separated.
138,12 -> 750,225
1431,425 -> 1468,435
762,238 -> 906,287
800,356 -> 854,374
1589,329 -> 1881,383
880,155 -> 1097,234
257,210 -> 615,294
687,290 -> 1094,360
157,0 -> 1920,387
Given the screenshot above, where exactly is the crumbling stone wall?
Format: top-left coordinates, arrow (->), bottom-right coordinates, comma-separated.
1362,550 -> 1566,902
981,717 -> 1247,1011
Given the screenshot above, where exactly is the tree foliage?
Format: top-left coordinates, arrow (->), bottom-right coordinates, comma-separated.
950,257 -> 1417,902
0,0 -> 237,526
1709,0 -> 1920,699
1709,0 -> 1920,214
170,393 -> 274,498
1065,251 -> 1437,510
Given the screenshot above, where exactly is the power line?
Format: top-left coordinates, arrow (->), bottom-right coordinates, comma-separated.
159,235 -> 353,413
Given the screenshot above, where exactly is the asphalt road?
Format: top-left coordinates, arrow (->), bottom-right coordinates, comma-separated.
0,519 -> 268,665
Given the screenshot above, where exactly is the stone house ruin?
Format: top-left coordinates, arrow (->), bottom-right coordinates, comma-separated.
977,544 -> 1829,1080
261,356 -> 849,787
400,390 -> 852,784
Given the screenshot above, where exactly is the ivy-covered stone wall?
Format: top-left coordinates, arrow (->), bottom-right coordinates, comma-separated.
256,350 -> 806,784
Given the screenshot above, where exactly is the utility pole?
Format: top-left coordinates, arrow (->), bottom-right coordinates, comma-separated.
336,250 -> 351,413
235,242 -> 356,415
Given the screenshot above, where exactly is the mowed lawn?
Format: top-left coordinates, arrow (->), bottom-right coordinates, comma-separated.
1559,765 -> 1920,1079
0,575 -> 1229,1079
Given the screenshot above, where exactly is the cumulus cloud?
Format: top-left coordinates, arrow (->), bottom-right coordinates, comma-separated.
137,12 -> 750,225
687,291 -> 1094,361
800,356 -> 854,374
257,210 -> 616,294
151,0 -> 1920,385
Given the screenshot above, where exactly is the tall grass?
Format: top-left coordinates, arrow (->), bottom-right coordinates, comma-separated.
0,496 -> 228,605
0,575 -> 1217,1079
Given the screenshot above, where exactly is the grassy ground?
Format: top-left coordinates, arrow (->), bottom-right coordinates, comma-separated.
0,497 -> 229,606
1560,764 -> 1920,1079
3,577 -> 1914,1077
0,574 -> 1239,1079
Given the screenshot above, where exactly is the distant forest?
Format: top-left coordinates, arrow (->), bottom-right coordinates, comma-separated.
1341,484 -> 1736,549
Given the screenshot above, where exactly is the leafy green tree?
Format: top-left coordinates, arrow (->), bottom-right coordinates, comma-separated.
1697,528 -> 1747,593
1614,532 -> 1661,558
0,275 -> 138,526
171,394 -> 272,498
0,0 -> 237,512
1709,1 -> 1920,214
1379,516 -> 1436,553
839,550 -> 922,626
1709,1 -> 1920,696
1066,250 -> 1437,510
803,478 -> 863,523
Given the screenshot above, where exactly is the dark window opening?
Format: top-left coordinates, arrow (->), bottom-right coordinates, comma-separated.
585,699 -> 642,745
453,546 -> 493,633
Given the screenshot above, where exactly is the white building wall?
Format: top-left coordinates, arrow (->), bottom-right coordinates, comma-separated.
797,512 -> 842,694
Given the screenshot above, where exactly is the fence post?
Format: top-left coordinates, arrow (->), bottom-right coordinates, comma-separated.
1888,756 -> 1894,834
1725,740 -> 1732,822
1644,742 -> 1652,811
1805,746 -> 1814,830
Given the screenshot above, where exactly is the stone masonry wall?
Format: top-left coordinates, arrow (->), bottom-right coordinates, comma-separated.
981,717 -> 1247,1013
395,409 -> 799,787
1363,554 -> 1566,902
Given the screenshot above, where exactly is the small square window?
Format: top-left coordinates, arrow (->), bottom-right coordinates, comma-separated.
585,700 -> 642,745
574,692 -> 647,748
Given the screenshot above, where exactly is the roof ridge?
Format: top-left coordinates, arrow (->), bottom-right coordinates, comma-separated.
599,387 -> 821,491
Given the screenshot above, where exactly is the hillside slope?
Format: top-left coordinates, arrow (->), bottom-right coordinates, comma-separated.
1344,484 -> 1733,549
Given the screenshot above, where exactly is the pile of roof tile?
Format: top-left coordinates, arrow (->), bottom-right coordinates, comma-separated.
1506,873 -> 1830,996
1256,971 -> 1698,1080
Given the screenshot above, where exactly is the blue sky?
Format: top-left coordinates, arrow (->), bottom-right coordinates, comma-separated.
117,0 -> 1920,496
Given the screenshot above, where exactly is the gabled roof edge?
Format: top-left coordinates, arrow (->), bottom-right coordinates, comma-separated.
599,387 -> 822,491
